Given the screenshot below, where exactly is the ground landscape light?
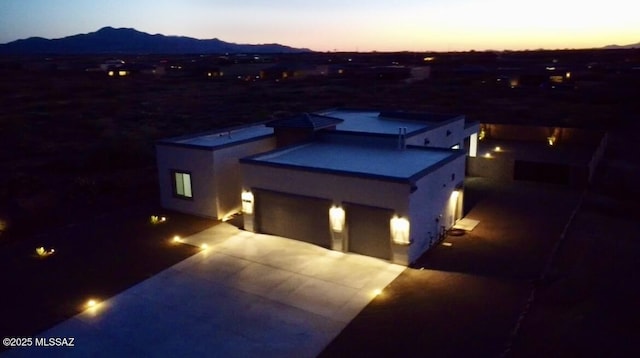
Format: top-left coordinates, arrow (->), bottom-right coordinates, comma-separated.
201,243 -> 209,250
494,146 -> 502,152
172,235 -> 182,243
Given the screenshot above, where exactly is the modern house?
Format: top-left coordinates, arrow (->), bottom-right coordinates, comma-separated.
156,109 -> 480,265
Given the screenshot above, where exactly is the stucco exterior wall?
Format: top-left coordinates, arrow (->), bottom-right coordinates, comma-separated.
156,145 -> 217,218
241,164 -> 409,210
408,155 -> 466,263
213,137 -> 276,219
156,136 -> 275,219
406,118 -> 466,149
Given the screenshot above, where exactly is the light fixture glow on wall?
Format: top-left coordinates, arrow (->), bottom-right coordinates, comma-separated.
390,216 -> 410,245
329,206 -> 346,233
469,133 -> 478,157
241,191 -> 254,214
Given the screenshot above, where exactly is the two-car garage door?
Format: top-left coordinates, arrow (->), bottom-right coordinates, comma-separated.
254,189 -> 393,260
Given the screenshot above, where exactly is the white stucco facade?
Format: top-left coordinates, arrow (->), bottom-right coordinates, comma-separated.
156,132 -> 275,219
155,109 -> 477,265
239,147 -> 465,265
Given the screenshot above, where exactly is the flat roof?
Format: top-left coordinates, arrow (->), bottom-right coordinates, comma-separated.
158,125 -> 273,150
241,141 -> 462,182
318,109 -> 462,136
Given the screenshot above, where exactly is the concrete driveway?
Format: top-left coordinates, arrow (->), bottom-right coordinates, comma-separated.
4,223 -> 403,357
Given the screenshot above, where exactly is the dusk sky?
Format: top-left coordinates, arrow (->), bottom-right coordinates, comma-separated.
0,0 -> 637,52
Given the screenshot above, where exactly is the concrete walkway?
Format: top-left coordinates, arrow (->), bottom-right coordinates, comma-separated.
4,223 -> 403,357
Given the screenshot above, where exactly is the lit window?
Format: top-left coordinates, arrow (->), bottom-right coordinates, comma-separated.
173,171 -> 192,198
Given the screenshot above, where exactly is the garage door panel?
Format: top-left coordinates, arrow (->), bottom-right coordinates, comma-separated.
347,203 -> 392,260
256,190 -> 332,248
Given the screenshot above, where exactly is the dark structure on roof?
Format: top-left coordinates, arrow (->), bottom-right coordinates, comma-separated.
267,113 -> 344,146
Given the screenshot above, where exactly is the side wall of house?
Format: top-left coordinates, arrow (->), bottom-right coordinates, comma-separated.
156,145 -> 217,218
408,155 -> 466,263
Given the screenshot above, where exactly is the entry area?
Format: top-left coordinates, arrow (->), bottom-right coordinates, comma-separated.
255,189 -> 332,249
346,203 -> 393,260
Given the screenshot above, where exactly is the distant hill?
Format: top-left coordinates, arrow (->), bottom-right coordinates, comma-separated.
603,42 -> 640,49
0,27 -> 312,55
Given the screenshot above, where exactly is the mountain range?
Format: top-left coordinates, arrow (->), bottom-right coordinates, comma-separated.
0,27 -> 312,55
603,42 -> 640,50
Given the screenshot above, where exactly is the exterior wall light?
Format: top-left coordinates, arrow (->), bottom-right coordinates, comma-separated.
241,191 -> 254,214
390,216 -> 410,245
547,136 -> 556,146
469,133 -> 478,157
329,206 -> 346,233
